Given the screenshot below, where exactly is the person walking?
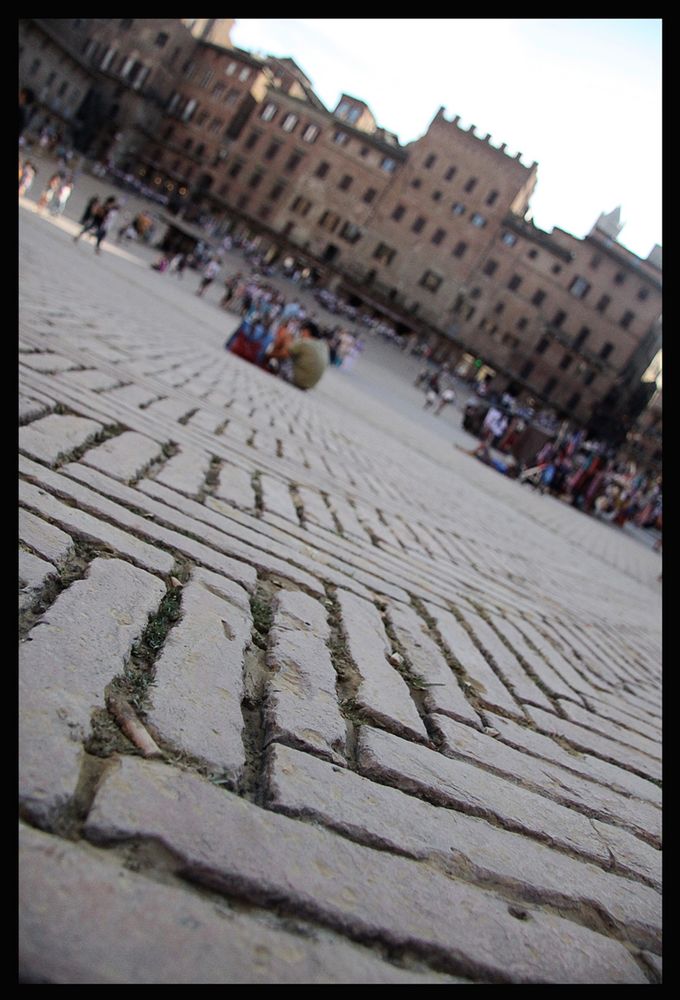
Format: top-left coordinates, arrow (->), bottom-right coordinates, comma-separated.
18,160 -> 37,197
37,172 -> 62,212
196,258 -> 220,297
50,175 -> 74,216
73,196 -> 120,254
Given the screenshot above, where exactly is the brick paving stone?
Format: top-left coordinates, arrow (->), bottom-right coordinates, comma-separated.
19,476 -> 174,576
19,508 -> 75,566
19,824 -> 462,984
296,486 -> 338,532
57,369 -> 122,392
213,461 -> 257,510
80,431 -> 165,483
582,692 -> 662,742
334,588 -> 428,741
260,473 -> 299,522
103,384 -> 159,408
19,558 -> 166,826
20,456 -> 263,593
265,743 -> 661,952
153,446 -> 212,497
351,500 -> 403,550
19,413 -> 104,466
483,612 -> 579,704
556,699 -> 661,761
454,606 -> 554,712
356,726 -> 660,887
513,616 -> 600,701
145,568 -> 252,780
144,397 -> 195,422
431,714 -> 661,845
422,602 -> 524,719
483,711 -> 663,810
19,549 -> 58,611
524,705 -> 662,784
19,394 -> 52,424
386,601 -> 482,728
20,353 -> 80,373
83,756 -> 648,983
327,494 -> 373,543
183,408 -> 223,433
264,589 -> 347,764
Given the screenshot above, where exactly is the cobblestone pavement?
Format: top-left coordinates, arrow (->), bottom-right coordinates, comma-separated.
19,195 -> 661,984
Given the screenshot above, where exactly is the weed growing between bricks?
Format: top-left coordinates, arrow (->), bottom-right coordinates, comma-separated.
322,493 -> 345,537
289,483 -> 306,528
251,470 -> 264,516
51,421 -> 128,470
199,456 -> 222,502
239,579 -> 279,802
322,585 -> 364,763
407,597 -> 487,724
177,408 -> 199,426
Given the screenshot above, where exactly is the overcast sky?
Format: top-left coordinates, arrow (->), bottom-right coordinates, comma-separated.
230,18 -> 662,261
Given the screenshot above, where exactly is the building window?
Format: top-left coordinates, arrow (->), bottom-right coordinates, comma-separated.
374,242 -> 396,265
194,143 -> 205,158
464,177 -> 478,193
212,83 -> 225,98
248,172 -> 263,190
552,309 -> 566,328
302,124 -> 320,143
569,276 -> 590,299
508,274 -> 522,291
209,118 -> 223,134
520,361 -> 534,379
590,253 -> 602,269
319,210 -> 341,232
494,302 -> 505,315
412,216 -> 426,234
614,271 -> 626,285
552,263 -> 562,275
573,327 -> 590,350
284,153 -> 302,172
445,166 -> 457,180
226,62 -> 237,76
452,241 -> 467,258
245,130 -> 260,150
637,287 -> 650,301
517,317 -> 528,331
432,190 -> 442,202
333,130 -> 349,146
535,337 -> 549,355
228,160 -> 243,178
315,160 -> 330,178
380,157 -> 397,173
431,228 -> 446,246
340,222 -> 362,244
424,153 -> 437,168
451,202 -> 465,215
566,392 -> 581,410
282,113 -> 298,133
620,310 -> 635,329
483,259 -> 498,277
543,377 -> 558,397
528,249 -> 538,259
260,102 -> 277,122
269,183 -> 285,201
584,371 -> 596,386
291,196 -> 312,216
196,111 -> 209,127
363,187 -> 377,204
596,294 -> 610,313
559,354 -> 573,370
470,212 -> 487,228
264,141 -> 280,160
338,174 -> 353,191
238,67 -> 250,82
201,70 -> 214,88
182,98 -> 197,122
410,178 -> 422,189
360,145 -> 370,158
599,342 -> 614,360
469,288 -> 481,299
532,289 -> 546,307
419,270 -> 442,293
501,231 -> 517,246
486,190 -> 499,206
391,204 -> 405,221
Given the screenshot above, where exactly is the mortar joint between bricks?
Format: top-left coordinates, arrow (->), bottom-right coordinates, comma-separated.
322,584 -> 363,765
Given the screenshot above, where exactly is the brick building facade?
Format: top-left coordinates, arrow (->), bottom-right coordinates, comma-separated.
19,17 -> 662,453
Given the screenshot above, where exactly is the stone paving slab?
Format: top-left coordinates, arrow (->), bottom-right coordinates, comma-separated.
18,202 -> 661,983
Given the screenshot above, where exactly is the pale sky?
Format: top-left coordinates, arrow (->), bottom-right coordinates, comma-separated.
230,18 -> 662,261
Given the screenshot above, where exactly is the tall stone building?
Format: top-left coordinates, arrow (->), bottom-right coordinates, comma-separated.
19,18 -> 662,454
